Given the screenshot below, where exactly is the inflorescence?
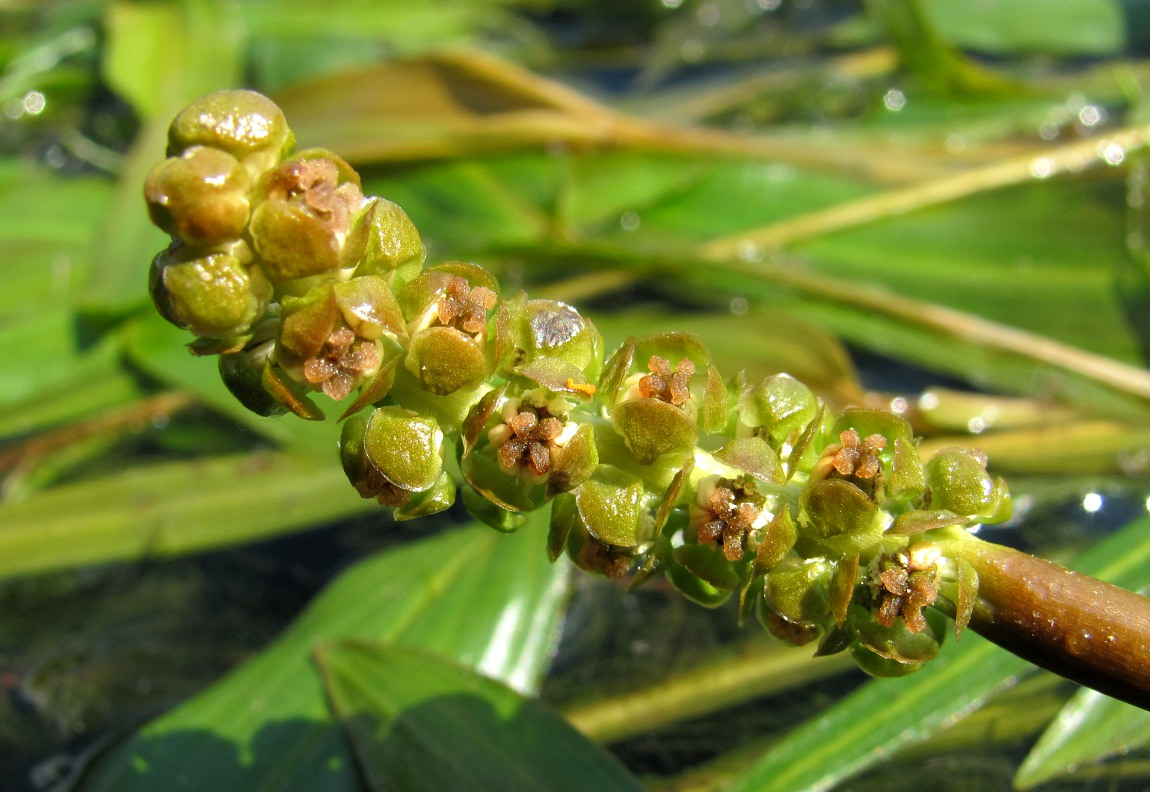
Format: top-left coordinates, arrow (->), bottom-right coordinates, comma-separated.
145,90 -> 1013,678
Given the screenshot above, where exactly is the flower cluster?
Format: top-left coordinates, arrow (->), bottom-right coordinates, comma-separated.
146,90 -> 1013,678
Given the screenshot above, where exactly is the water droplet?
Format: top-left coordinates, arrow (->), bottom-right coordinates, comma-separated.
1078,105 -> 1105,128
737,240 -> 763,262
883,89 -> 907,112
1030,158 -> 1055,179
620,211 -> 640,232
696,2 -> 721,26
1100,141 -> 1126,166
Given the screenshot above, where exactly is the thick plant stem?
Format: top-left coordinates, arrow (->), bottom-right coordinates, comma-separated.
946,538 -> 1150,710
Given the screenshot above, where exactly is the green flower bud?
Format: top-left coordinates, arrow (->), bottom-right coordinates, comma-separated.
278,285 -> 340,366
738,373 -> 817,446
672,543 -> 740,591
346,197 -> 426,284
667,551 -> 734,608
574,464 -> 650,548
397,265 -> 500,397
144,146 -> 251,247
394,472 -> 456,521
167,89 -> 294,177
218,343 -> 286,417
851,603 -> 942,671
149,241 -> 270,339
406,327 -> 487,396
925,447 -> 1011,522
340,407 -> 445,505
765,559 -> 832,624
803,478 -> 879,540
712,437 -> 785,485
500,299 -> 602,378
333,276 -> 405,341
612,398 -> 697,465
250,156 -> 365,282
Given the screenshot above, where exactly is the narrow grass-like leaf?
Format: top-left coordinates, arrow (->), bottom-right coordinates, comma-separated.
725,513 -> 1150,792
124,312 -> 339,451
0,160 -> 109,320
89,0 -> 243,313
102,0 -> 242,122
0,309 -> 118,411
0,450 -> 370,579
725,632 -> 1030,792
78,514 -> 570,792
922,0 -> 1124,55
1015,689 -> 1150,788
316,641 -> 643,792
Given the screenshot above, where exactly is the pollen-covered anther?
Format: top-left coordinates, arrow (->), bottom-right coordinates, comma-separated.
639,355 -> 695,407
695,478 -> 763,562
578,537 -> 633,579
268,157 -> 361,230
872,548 -> 940,633
833,429 -> 886,480
437,276 -> 497,336
495,406 -> 566,477
303,325 -> 381,400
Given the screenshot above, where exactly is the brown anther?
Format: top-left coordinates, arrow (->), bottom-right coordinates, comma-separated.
832,429 -> 886,480
578,537 -> 632,579
355,466 -> 412,508
266,157 -> 361,232
496,406 -> 565,477
303,326 -> 381,400
871,551 -> 940,633
437,277 -> 497,336
695,478 -> 762,561
638,356 -> 695,407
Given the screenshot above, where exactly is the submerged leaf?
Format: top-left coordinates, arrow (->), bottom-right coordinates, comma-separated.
316,641 -> 644,792
77,517 -> 570,792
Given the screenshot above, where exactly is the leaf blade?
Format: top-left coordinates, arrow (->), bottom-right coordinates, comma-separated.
316,641 -> 644,792
78,515 -> 570,792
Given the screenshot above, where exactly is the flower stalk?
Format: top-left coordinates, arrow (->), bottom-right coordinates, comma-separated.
143,89 -> 1150,710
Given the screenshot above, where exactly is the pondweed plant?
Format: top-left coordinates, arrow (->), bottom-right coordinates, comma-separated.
146,89 -> 1150,709
11,2 -> 1150,791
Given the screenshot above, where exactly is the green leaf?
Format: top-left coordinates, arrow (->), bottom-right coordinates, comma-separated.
0,160 -> 109,320
922,0 -> 1125,56
0,450 -> 371,579
315,641 -> 644,792
725,633 -> 1030,792
78,514 -> 571,792
1015,689 -> 1150,788
725,513 -> 1150,792
123,312 -> 338,451
88,0 -> 245,313
102,0 -> 242,122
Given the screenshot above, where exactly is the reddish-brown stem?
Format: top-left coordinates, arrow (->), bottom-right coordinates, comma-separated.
943,539 -> 1150,710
